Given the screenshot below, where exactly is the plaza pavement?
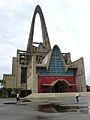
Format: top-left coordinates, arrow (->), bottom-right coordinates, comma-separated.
0,92 -> 90,120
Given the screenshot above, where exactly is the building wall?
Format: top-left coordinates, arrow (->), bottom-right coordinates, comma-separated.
3,75 -> 15,89
12,57 -> 20,88
70,57 -> 87,92
15,50 -> 28,89
11,54 -> 21,89
27,55 -> 38,93
27,63 -> 32,90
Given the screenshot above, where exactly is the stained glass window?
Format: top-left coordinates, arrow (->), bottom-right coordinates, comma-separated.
37,45 -> 73,76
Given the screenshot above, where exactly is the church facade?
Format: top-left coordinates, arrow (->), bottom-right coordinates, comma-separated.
3,5 -> 86,96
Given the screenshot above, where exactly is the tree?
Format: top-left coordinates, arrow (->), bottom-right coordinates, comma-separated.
0,79 -> 5,88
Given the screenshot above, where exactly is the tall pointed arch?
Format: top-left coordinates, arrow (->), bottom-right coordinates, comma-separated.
27,5 -> 51,52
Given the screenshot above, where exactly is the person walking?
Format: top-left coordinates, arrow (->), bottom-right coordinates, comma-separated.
75,92 -> 79,103
16,92 -> 20,103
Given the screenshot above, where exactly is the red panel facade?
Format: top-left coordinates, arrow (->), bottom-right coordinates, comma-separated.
38,76 -> 76,93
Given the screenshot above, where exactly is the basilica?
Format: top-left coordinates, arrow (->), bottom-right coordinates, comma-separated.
3,5 -> 86,96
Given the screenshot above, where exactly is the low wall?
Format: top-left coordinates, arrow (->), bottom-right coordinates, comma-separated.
25,92 -> 90,99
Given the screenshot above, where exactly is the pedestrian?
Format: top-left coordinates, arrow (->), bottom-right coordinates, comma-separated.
75,92 -> 80,103
16,92 -> 20,103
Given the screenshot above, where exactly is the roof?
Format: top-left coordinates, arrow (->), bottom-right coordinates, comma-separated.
36,45 -> 78,71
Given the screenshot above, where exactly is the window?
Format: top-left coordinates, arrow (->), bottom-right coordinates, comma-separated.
21,67 -> 27,83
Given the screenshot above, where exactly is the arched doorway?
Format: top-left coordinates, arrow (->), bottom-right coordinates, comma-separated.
52,80 -> 70,93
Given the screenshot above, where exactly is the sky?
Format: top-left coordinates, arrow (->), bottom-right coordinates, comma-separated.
0,0 -> 90,85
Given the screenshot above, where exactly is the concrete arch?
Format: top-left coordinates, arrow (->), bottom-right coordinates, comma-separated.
52,79 -> 70,93
51,79 -> 71,87
27,5 -> 51,52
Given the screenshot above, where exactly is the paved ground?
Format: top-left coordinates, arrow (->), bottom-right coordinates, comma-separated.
0,95 -> 90,120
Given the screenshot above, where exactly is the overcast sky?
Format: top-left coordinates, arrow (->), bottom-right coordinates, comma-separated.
0,0 -> 90,85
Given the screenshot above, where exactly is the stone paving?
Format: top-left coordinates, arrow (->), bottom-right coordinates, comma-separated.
0,93 -> 90,120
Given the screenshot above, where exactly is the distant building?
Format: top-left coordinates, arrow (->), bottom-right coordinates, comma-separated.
3,5 -> 86,96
